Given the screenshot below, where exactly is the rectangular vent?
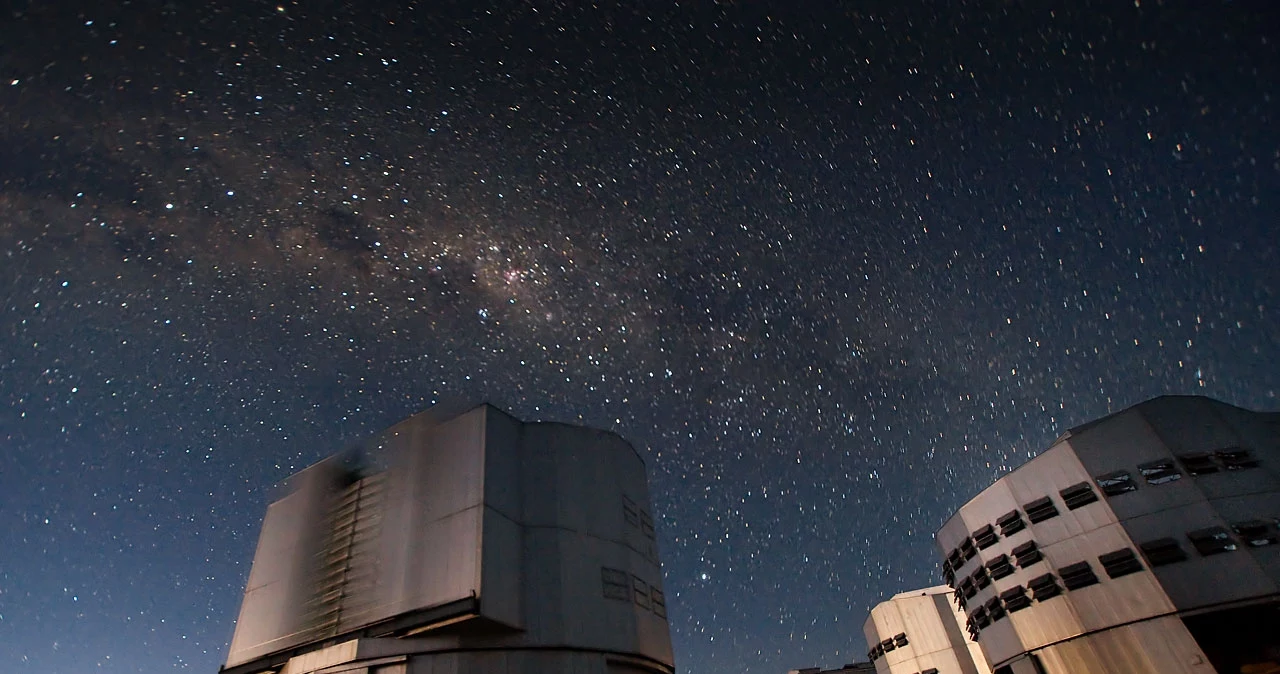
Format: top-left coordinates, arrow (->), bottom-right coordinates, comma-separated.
1000,586 -> 1032,612
632,576 -> 650,608
973,605 -> 991,628
1096,470 -> 1137,496
1232,520 -> 1279,547
893,632 -> 908,647
1140,537 -> 1188,566
953,588 -> 967,611
1179,453 -> 1219,476
971,565 -> 991,590
622,496 -> 639,527
997,510 -> 1026,536
880,638 -> 895,653
960,577 -> 977,599
651,588 -> 667,618
1012,540 -> 1043,568
960,536 -> 977,561
1027,573 -> 1062,601
986,554 -> 1015,580
1138,459 -> 1182,485
602,568 -> 630,601
1023,496 -> 1059,523
1060,482 -> 1099,510
1058,561 -> 1099,590
1188,526 -> 1238,556
985,596 -> 1006,622
1099,548 -> 1143,578
973,524 -> 998,549
1217,447 -> 1259,470
942,559 -> 956,587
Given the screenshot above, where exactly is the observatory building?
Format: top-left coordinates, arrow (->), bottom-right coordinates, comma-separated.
220,404 -> 674,674
922,395 -> 1280,674
862,586 -> 992,674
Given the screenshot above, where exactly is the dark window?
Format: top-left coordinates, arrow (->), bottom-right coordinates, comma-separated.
966,614 -> 981,641
893,632 -> 908,647
1028,573 -> 1062,601
867,647 -> 878,661
947,547 -> 963,571
622,496 -> 639,527
971,565 -> 992,591
1099,548 -> 1143,578
1216,447 -> 1259,470
953,588 -> 967,611
651,588 -> 667,618
1096,470 -> 1137,496
632,576 -> 650,608
973,524 -> 999,549
1188,526 -> 1238,556
1001,586 -> 1032,612
997,509 -> 1027,536
942,559 -> 956,587
922,669 -> 939,674
960,577 -> 977,599
1138,459 -> 1182,485
1232,520 -> 1279,547
1024,496 -> 1060,523
881,638 -> 895,653
985,596 -> 1006,622
1012,540 -> 1043,568
1179,453 -> 1219,476
640,510 -> 656,539
986,554 -> 1015,580
960,536 -> 978,561
1058,561 -> 1099,590
1060,482 -> 1099,510
1139,537 -> 1188,566
972,605 -> 991,628
602,567 -> 630,601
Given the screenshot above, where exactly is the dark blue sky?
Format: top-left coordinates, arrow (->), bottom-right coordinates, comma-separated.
1,1 -> 1277,672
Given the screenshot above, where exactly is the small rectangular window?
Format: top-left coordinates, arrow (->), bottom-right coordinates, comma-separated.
1060,482 -> 1099,510
650,587 -> 667,618
622,496 -> 639,527
1023,496 -> 1059,523
972,524 -> 999,549
880,638 -> 895,653
1138,459 -> 1182,485
960,536 -> 977,561
1000,586 -> 1032,612
640,510 -> 655,539
893,632 -> 908,647
986,554 -> 1015,580
1188,526 -> 1238,556
1096,470 -> 1137,496
1139,537 -> 1188,566
1099,548 -> 1143,578
947,547 -> 963,570
985,596 -> 1006,622
1216,447 -> 1259,470
953,587 -> 967,611
922,669 -> 939,674
602,567 -> 630,601
972,605 -> 991,628
1012,540 -> 1043,568
1027,573 -> 1061,601
632,575 -> 650,608
1232,520 -> 1279,547
960,577 -> 977,599
1179,453 -> 1219,476
997,510 -> 1026,536
971,565 -> 991,590
966,615 -> 981,641
942,559 -> 956,587
1058,561 -> 1099,590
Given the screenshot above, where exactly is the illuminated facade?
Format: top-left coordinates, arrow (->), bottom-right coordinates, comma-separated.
933,395 -> 1280,674
220,403 -> 673,674
862,586 -> 992,674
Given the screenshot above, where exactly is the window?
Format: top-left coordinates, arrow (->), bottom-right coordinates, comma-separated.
1024,496 -> 1060,523
1012,540 -> 1043,568
972,524 -> 998,550
972,605 -> 991,628
922,669 -> 939,674
868,645 -> 883,661
1096,470 -> 1137,496
602,567 -> 630,601
947,547 -> 963,571
880,638 -> 895,653
640,510 -> 655,539
997,510 -> 1027,536
622,496 -> 639,527
986,554 -> 1015,580
985,596 -> 1006,622
959,577 -> 977,599
953,587 -> 967,611
1232,520 -> 1279,547
971,565 -> 992,590
966,614 -> 981,641
1028,573 -> 1062,601
1058,560 -> 1099,590
960,536 -> 977,561
942,559 -> 956,587
1139,537 -> 1188,566
1001,586 -> 1032,612
651,588 -> 667,618
1060,482 -> 1099,510
632,575 -> 650,608
1179,453 -> 1219,476
1138,459 -> 1182,485
893,632 -> 908,647
1099,548 -> 1143,578
1217,447 -> 1259,470
1188,526 -> 1238,556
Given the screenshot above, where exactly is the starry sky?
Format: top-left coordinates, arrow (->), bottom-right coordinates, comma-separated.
1,1 -> 1277,672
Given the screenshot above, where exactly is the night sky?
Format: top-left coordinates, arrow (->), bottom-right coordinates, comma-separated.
2,1 -> 1278,672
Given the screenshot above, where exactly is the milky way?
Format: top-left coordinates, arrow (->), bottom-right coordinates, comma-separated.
2,2 -> 1278,672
